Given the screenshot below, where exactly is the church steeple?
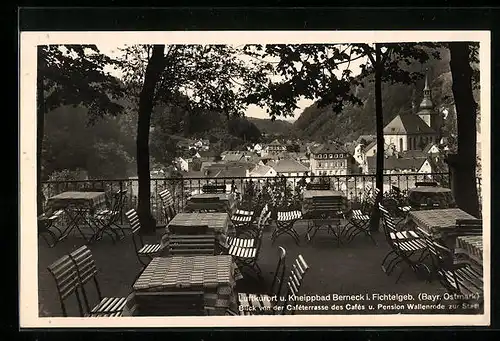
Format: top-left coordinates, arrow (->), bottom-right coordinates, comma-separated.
419,72 -> 434,110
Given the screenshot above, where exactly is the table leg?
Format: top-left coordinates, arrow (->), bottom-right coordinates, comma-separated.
57,208 -> 82,241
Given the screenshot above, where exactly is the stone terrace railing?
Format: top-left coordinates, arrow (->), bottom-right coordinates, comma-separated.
39,172 -> 469,227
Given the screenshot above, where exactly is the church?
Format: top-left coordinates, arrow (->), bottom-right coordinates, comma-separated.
361,74 -> 446,175
383,74 -> 442,153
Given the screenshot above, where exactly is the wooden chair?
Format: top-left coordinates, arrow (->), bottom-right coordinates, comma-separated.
281,255 -> 310,315
272,210 -> 303,245
68,245 -> 126,317
422,234 -> 483,310
159,188 -> 177,223
342,186 -> 379,245
230,204 -> 269,240
202,184 -> 226,194
38,209 -> 65,247
451,219 -> 482,236
231,246 -> 287,315
379,203 -> 429,283
124,209 -> 163,267
164,225 -> 216,256
226,210 -> 272,278
92,189 -> 128,243
47,254 -> 85,317
126,291 -> 206,316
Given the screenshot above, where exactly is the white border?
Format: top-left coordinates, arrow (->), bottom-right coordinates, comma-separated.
19,30 -> 491,328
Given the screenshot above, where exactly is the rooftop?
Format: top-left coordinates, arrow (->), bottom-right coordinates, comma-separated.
269,159 -> 309,173
383,114 -> 436,135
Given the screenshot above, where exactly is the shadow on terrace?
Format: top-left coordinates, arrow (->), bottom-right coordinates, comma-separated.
37,173 -> 483,317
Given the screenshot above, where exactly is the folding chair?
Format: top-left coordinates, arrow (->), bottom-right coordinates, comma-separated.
47,254 -> 85,317
452,219 -> 482,236
281,255 -> 310,315
422,235 -> 483,311
164,225 -> 216,256
91,189 -> 128,243
159,188 -> 177,223
38,209 -> 65,247
226,210 -> 271,278
68,245 -> 126,317
230,246 -> 287,315
342,186 -> 379,245
124,209 -> 163,267
379,203 -> 429,283
272,210 -> 302,245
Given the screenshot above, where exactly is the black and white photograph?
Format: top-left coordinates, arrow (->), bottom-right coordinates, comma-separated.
19,30 -> 490,327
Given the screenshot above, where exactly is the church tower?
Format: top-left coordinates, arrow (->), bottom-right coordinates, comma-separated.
417,73 -> 441,136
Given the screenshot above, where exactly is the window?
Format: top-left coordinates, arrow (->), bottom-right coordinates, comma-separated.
334,154 -> 338,158
318,162 -> 322,168
329,154 -> 333,158
317,154 -> 322,159
323,154 -> 327,158
339,153 -> 343,158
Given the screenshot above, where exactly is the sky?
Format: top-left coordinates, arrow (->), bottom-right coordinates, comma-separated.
96,43 -> 364,123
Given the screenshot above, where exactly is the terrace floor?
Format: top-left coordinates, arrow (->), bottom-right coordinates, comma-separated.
38,220 -> 470,317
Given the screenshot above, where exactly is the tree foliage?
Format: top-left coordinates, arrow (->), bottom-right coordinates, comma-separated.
39,45 -> 125,122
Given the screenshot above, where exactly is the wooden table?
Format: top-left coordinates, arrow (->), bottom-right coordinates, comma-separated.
130,255 -> 238,315
185,193 -> 236,214
162,213 -> 230,248
407,186 -> 455,209
46,191 -> 107,242
408,208 -> 477,238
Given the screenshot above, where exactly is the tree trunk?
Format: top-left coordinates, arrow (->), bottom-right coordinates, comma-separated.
448,42 -> 480,217
37,47 -> 45,216
136,45 -> 165,234
370,43 -> 384,231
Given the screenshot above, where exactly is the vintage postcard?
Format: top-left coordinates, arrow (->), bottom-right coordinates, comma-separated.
19,30 -> 490,328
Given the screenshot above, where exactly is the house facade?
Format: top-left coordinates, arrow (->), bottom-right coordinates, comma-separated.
309,144 -> 350,176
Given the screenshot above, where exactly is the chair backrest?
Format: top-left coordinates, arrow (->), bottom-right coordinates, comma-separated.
454,219 -> 483,236
415,181 -> 438,187
269,246 -> 287,297
202,184 -> 226,193
159,188 -> 176,222
366,186 -> 380,206
133,291 -> 206,316
167,234 -> 216,256
68,245 -> 102,314
125,208 -> 145,254
282,255 -> 309,314
306,183 -> 330,190
378,203 -> 399,245
108,189 -> 128,220
47,254 -> 84,317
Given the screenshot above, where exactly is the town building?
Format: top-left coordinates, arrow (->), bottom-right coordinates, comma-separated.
309,144 -> 350,176
266,139 -> 287,154
268,159 -> 309,177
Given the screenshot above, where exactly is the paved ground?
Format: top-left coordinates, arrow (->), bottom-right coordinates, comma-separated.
38,219 -> 477,317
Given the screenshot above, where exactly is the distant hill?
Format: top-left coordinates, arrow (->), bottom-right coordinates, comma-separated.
247,117 -> 294,136
292,48 -> 472,144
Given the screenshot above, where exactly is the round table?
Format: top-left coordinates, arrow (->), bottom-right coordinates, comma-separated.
407,186 -> 456,209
